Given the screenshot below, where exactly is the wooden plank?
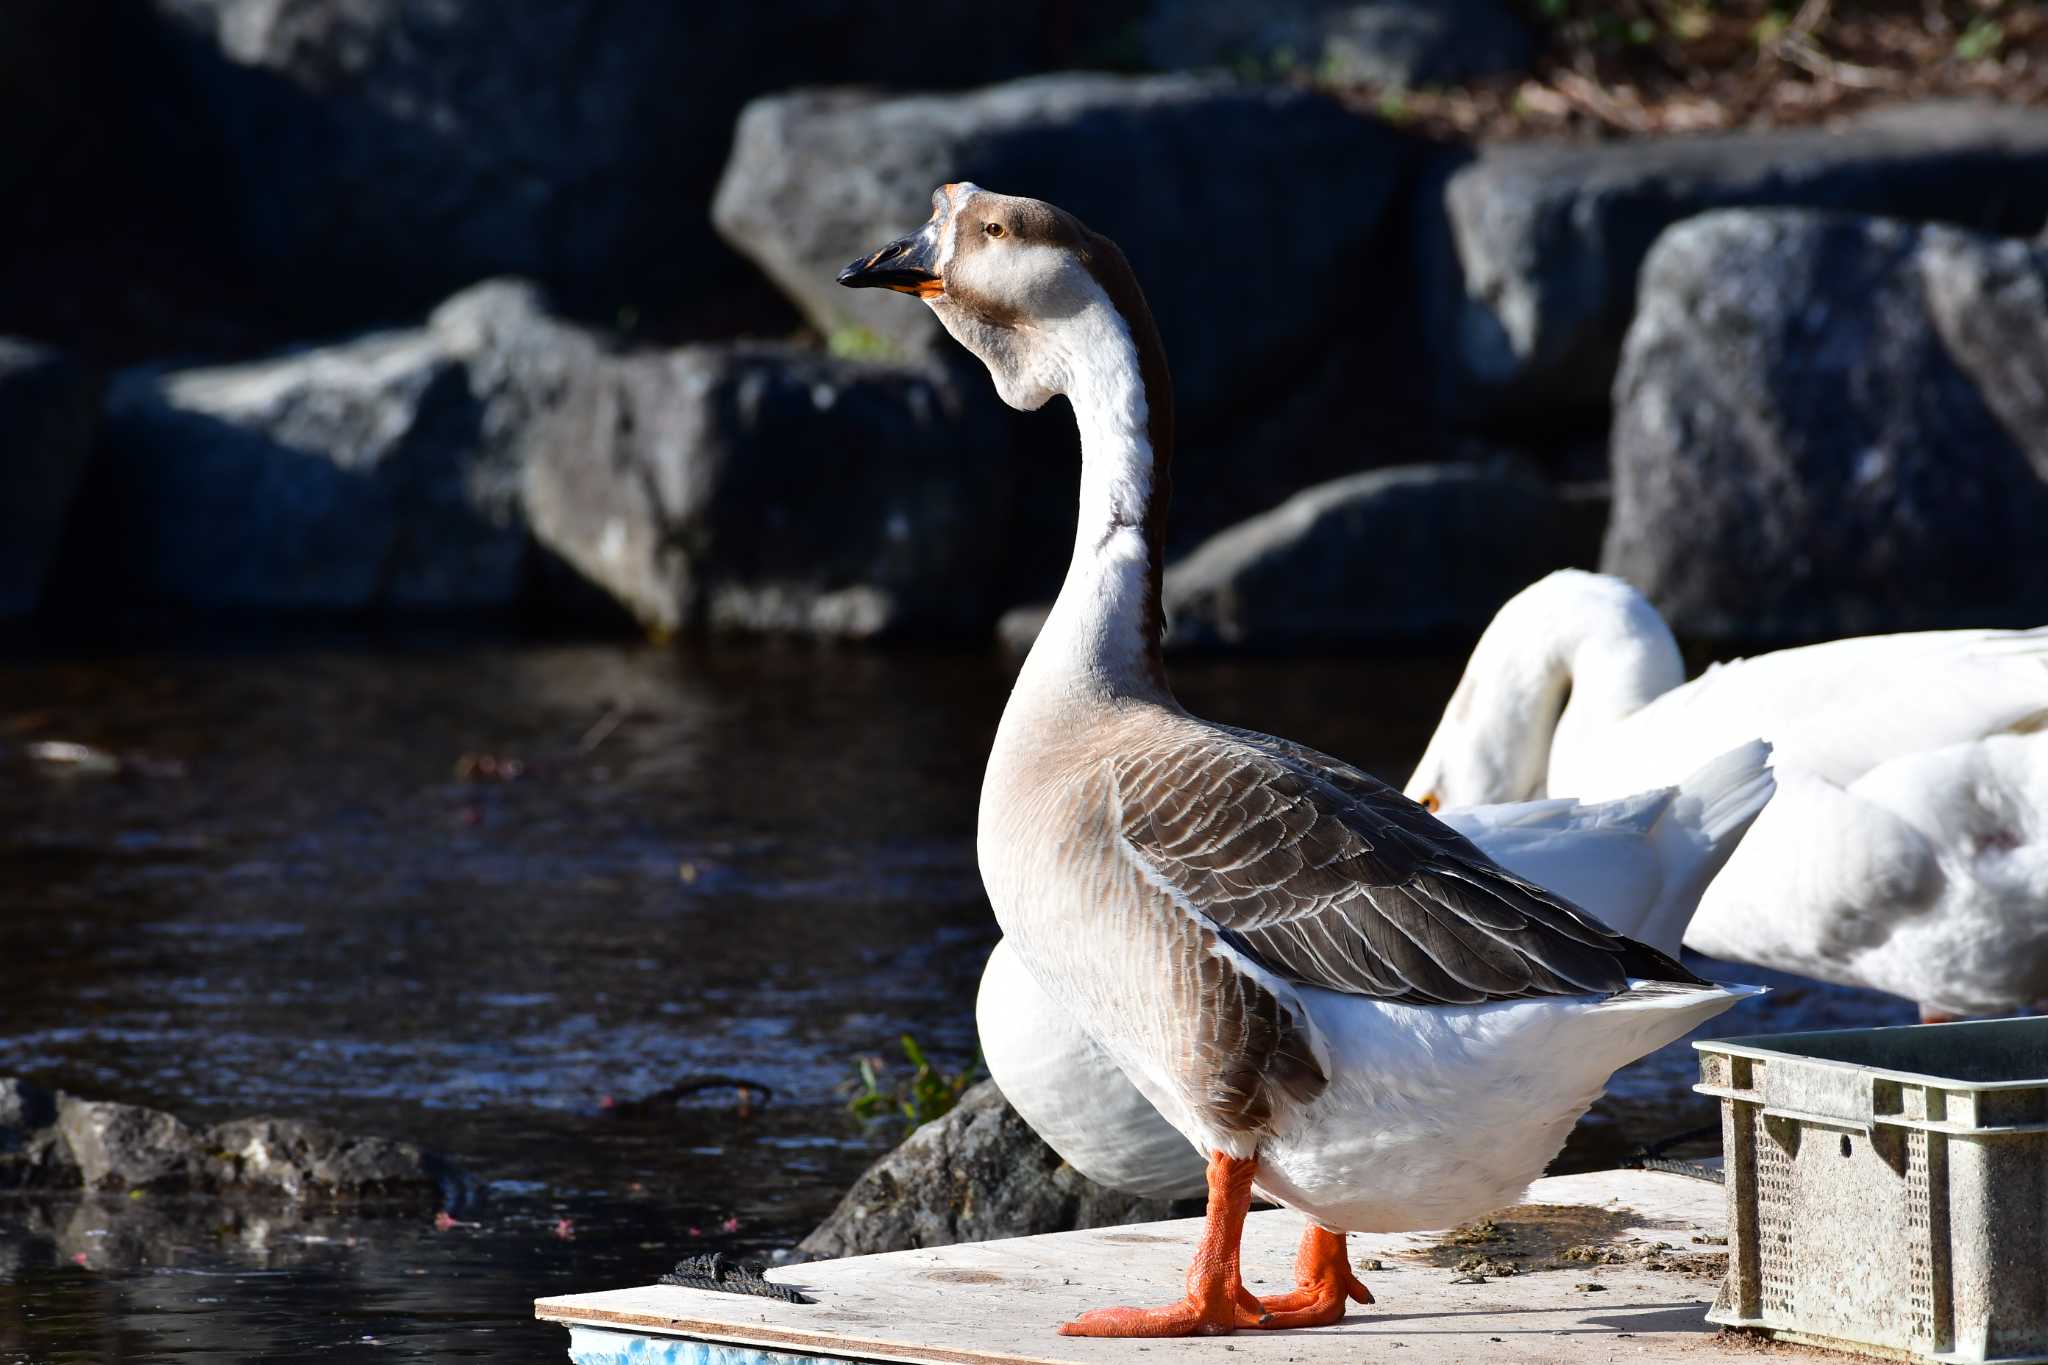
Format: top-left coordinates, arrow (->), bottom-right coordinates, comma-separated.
538,1169 -> 1813,1365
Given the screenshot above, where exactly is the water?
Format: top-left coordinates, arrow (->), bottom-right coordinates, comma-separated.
0,639 -> 1909,1363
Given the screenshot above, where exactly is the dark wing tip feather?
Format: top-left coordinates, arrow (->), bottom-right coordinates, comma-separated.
1120,725 -> 1710,1008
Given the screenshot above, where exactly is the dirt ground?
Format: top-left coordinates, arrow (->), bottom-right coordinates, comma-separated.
1328,0 -> 2048,142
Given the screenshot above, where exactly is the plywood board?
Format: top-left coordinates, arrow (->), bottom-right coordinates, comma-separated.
538,1169 -> 1816,1365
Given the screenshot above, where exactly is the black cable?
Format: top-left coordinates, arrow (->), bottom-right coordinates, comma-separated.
660,1253 -> 815,1304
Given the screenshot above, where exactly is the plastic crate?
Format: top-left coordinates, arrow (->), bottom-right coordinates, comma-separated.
1696,1019 -> 2048,1363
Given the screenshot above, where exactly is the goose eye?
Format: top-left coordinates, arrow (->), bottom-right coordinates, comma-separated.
1419,793 -> 1441,813
984,222 -> 1005,239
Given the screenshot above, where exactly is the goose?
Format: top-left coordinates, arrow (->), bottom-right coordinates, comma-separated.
840,184 -> 1757,1337
1405,570 -> 2048,1020
980,741 -> 1775,1201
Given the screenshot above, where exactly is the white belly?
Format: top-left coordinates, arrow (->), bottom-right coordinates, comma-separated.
977,938 -> 1207,1199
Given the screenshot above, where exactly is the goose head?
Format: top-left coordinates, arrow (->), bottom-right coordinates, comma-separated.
838,183 -> 1158,416
1405,570 -> 1687,807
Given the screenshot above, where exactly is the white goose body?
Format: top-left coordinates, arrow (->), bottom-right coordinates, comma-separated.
845,185 -> 1752,1334
1684,737 -> 2048,1016
980,741 -> 1773,1200
1406,571 -> 2048,1016
981,933 -> 1756,1219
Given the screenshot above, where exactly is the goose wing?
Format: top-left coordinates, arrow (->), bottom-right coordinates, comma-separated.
1113,724 -> 1701,1006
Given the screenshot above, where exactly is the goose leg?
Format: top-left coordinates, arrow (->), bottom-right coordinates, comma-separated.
1058,1151 -> 1266,1337
1243,1224 -> 1374,1329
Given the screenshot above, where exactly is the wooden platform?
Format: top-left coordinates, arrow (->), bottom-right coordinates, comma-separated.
538,1168 -> 1814,1365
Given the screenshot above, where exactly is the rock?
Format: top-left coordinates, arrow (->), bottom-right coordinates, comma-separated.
713,74 -> 1419,441
439,282 -> 1019,638
92,315 -> 527,613
0,341 -> 97,618
1163,462 -> 1569,648
1141,0 -> 1531,87
203,1117 -> 455,1203
1422,102 -> 2048,425
135,0 -> 1094,340
518,343 -> 1014,639
8,1080 -> 457,1203
1604,209 -> 2048,639
57,1097 -> 203,1192
0,1077 -> 77,1191
796,1081 -> 1178,1260
715,74 -> 1426,577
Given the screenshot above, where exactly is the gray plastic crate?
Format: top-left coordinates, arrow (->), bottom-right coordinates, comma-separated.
1696,1019 -> 2048,1363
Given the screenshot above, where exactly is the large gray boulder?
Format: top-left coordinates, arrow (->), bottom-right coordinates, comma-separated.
797,1081 -> 1178,1260
1164,461 -> 1569,648
0,340 -> 97,618
713,74 -> 1419,439
714,74 -> 1424,578
440,284 -> 1018,638
96,313 -> 528,612
1605,209 -> 2048,639
521,344 -> 1014,637
1422,102 -> 2048,425
1141,0 -> 1531,87
137,1 -> 1090,338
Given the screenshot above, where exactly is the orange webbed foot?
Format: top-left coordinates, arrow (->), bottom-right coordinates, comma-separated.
1060,1150 -> 1265,1337
1244,1225 -> 1374,1330
1058,1293 -> 1266,1337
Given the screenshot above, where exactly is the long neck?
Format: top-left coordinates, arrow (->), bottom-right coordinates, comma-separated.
1547,604 -> 1685,774
1016,296 -> 1174,710
1409,572 -> 1684,802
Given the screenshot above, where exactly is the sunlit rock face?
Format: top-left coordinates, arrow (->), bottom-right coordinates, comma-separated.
1606,209 -> 2048,641
796,1081 -> 1185,1260
1419,102 -> 2048,427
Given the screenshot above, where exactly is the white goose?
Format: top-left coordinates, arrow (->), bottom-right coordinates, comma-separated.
1406,570 -> 2048,1020
841,186 -> 1756,1338
979,741 -> 1775,1200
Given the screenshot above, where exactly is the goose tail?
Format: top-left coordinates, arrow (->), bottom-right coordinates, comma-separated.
1634,740 -> 1775,953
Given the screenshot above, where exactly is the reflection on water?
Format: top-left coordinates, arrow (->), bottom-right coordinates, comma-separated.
0,639 -> 1908,1363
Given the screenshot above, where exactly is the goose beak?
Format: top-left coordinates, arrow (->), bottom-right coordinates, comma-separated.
837,222 -> 943,297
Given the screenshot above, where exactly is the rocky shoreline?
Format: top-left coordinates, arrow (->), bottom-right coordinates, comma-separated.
3,3 -> 2045,647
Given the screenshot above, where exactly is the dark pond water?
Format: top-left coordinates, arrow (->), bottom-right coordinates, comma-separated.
0,638 -> 1910,1364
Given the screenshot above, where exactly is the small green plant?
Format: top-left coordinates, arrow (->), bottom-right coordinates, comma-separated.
1953,17 -> 2004,62
827,326 -> 898,362
843,1035 -> 983,1131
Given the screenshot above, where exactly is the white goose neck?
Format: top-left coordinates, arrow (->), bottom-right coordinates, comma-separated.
1545,578 -> 1686,757
1014,294 -> 1173,712
1409,571 -> 1684,803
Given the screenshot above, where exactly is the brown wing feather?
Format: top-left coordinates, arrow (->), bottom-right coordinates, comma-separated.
1115,724 -> 1704,1007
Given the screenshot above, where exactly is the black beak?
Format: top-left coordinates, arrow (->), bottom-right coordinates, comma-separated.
837,223 -> 942,295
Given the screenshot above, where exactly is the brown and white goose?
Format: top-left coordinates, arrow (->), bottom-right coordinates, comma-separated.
840,184 -> 1758,1339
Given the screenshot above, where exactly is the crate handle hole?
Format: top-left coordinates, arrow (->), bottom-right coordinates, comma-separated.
1839,1134 -> 1852,1158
